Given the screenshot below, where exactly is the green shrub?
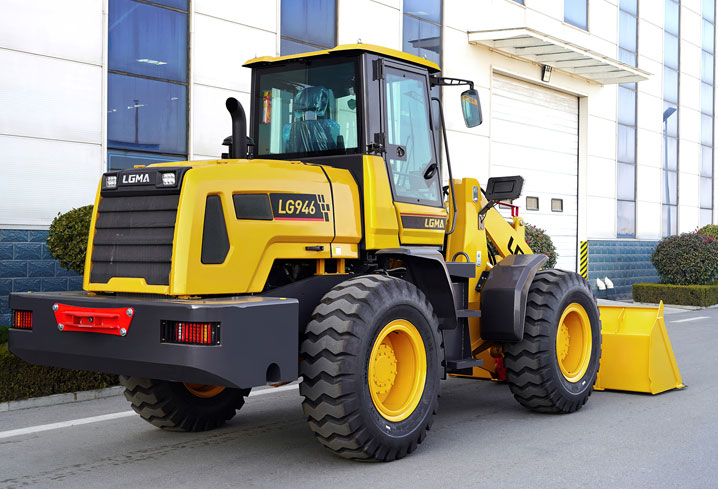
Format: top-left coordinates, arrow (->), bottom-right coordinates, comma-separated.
698,224 -> 718,240
47,205 -> 93,275
525,223 -> 558,269
633,282 -> 718,307
651,232 -> 718,285
0,326 -> 8,345
0,344 -> 118,402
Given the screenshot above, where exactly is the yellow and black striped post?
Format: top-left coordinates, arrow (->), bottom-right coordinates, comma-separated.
579,241 -> 588,279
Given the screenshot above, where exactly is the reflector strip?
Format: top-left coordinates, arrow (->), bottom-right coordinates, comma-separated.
12,310 -> 33,329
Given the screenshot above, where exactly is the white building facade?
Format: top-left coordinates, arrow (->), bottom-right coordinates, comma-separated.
0,0 -> 716,323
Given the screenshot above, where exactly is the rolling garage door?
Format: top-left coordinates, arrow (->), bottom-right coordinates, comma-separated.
490,73 -> 578,271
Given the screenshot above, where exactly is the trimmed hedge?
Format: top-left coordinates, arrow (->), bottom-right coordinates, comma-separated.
699,224 -> 718,240
47,205 -> 93,275
0,326 -> 8,345
0,342 -> 118,403
633,282 -> 718,307
651,232 -> 718,285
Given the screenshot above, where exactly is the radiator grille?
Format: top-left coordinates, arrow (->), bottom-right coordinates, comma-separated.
90,194 -> 179,286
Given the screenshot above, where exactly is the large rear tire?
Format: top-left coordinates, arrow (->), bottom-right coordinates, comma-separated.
299,275 -> 442,462
503,269 -> 601,413
120,376 -> 250,432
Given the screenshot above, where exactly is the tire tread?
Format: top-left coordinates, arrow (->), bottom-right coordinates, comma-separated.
299,275 -> 440,462
120,376 -> 249,432
503,269 -> 601,414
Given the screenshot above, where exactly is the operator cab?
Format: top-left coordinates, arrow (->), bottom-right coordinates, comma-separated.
244,45 -> 481,210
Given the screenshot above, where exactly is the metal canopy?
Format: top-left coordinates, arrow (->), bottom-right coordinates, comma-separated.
468,27 -> 650,84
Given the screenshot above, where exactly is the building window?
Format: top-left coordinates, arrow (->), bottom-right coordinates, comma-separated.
526,196 -> 539,211
701,0 -> 715,226
617,0 -> 638,238
663,0 -> 680,237
403,0 -> 443,156
280,0 -> 337,55
107,0 -> 188,170
565,0 -> 588,30
403,0 -> 442,66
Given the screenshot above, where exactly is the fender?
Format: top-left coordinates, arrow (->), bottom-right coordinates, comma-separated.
376,247 -> 457,330
480,254 -> 548,341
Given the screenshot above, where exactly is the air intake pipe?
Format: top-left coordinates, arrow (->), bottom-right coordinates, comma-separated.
225,97 -> 248,159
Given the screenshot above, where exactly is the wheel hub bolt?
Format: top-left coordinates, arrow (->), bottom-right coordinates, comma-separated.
120,328 -> 127,336
57,324 -> 64,331
52,303 -> 59,312
373,345 -> 398,394
126,308 -> 134,317
557,325 -> 570,360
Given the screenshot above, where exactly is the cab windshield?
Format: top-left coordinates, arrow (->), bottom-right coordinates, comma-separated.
255,60 -> 359,157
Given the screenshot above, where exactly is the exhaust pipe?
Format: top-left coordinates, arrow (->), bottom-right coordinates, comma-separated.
225,97 -> 247,159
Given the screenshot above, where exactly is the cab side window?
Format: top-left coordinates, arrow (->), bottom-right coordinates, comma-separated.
384,69 -> 441,205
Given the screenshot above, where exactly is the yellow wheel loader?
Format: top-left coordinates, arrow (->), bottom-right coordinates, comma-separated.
8,44 -> 683,461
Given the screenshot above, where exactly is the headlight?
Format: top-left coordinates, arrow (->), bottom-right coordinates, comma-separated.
105,175 -> 117,188
161,172 -> 176,186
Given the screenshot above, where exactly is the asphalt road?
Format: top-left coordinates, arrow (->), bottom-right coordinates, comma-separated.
1,306 -> 716,489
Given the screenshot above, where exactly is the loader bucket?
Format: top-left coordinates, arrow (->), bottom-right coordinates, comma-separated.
594,302 -> 684,394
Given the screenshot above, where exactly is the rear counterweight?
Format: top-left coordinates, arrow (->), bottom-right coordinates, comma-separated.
9,291 -> 298,389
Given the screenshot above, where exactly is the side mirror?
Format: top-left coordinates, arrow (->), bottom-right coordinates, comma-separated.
461,89 -> 482,128
485,176 -> 524,202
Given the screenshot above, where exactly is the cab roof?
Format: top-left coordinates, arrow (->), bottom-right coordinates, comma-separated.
243,43 -> 441,73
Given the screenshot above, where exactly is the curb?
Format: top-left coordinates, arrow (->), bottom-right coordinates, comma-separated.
597,298 -> 704,313
0,385 -> 124,413
0,381 -> 304,413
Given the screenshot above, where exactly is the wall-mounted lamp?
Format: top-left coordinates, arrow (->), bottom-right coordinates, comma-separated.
541,65 -> 552,83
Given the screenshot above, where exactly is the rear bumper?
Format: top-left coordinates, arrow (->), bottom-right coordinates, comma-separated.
8,291 -> 298,389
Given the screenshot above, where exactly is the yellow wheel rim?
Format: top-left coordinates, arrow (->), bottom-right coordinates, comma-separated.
183,383 -> 226,398
368,319 -> 426,422
555,303 -> 593,383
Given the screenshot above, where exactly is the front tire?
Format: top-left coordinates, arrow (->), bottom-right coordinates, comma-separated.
503,269 -> 601,413
299,275 -> 442,461
120,376 -> 250,432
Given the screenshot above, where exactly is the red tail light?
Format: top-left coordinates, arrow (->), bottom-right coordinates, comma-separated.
13,310 -> 33,329
161,321 -> 220,345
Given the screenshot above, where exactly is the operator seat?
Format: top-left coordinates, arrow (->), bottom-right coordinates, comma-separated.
285,86 -> 340,153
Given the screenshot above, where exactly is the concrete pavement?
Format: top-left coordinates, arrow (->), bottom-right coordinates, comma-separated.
0,307 -> 716,488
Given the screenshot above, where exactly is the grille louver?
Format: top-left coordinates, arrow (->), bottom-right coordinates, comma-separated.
90,194 -> 179,286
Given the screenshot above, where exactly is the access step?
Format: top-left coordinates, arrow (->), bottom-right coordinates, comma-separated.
456,309 -> 481,318
446,359 -> 484,370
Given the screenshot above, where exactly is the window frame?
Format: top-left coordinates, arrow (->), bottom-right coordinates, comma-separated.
662,0 -> 681,237
279,0 -> 338,55
107,148 -> 183,170
616,1 -> 638,238
526,196 -> 539,211
564,0 -> 589,31
380,59 -> 443,208
402,0 -> 443,181
402,0 -> 443,66
106,72 -> 188,156
250,56 -> 365,160
107,0 -> 189,168
403,0 -> 442,24
700,0 -> 715,225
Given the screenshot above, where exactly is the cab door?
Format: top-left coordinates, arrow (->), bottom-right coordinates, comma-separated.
380,61 -> 447,245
